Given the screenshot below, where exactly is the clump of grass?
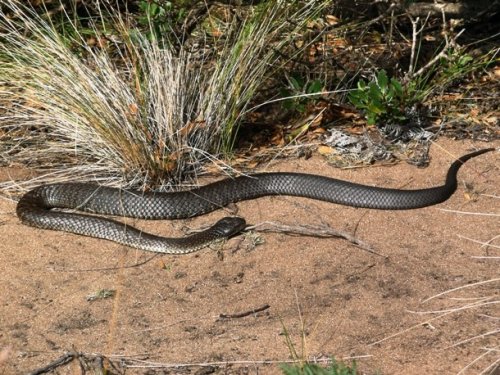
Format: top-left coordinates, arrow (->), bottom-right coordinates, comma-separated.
281,358 -> 358,375
279,301 -> 359,375
0,0 -> 323,193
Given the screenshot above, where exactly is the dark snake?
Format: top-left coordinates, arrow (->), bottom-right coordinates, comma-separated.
16,148 -> 494,254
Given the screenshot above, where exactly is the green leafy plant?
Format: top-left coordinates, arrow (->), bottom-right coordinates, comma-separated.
442,52 -> 473,77
137,0 -> 183,40
281,73 -> 323,113
349,47 -> 497,130
425,50 -> 478,93
412,49 -> 476,101
348,70 -> 411,126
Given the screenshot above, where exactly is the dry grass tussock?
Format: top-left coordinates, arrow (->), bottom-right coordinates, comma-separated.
0,0 -> 323,194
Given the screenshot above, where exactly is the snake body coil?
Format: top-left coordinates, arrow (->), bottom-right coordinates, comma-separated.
17,148 -> 494,254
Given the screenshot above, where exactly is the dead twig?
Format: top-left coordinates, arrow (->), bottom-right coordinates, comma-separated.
28,351 -> 122,375
407,5 -> 465,80
404,3 -> 471,82
218,304 -> 270,320
407,13 -> 431,77
28,352 -> 80,375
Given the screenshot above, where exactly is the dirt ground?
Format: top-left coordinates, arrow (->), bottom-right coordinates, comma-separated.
0,138 -> 498,375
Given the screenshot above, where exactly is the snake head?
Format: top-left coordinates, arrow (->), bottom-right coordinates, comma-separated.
211,217 -> 247,238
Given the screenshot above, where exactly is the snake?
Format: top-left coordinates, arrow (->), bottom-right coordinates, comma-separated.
16,148 -> 494,254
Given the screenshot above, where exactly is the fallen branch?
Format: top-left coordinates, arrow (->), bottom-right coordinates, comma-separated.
28,351 -> 119,375
247,221 -> 384,257
406,2 -> 464,17
29,352 -> 80,375
405,1 -> 500,19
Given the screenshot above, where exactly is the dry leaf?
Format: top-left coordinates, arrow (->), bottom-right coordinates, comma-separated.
245,160 -> 259,169
210,28 -> 223,37
86,37 -> 97,46
318,145 -> 334,155
180,120 -> 206,137
128,103 -> 138,116
484,116 -> 497,125
325,15 -> 339,25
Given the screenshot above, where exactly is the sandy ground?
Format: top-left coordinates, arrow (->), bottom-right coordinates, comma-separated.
0,138 -> 498,375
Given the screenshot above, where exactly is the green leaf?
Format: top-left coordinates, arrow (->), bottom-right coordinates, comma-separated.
377,69 -> 388,92
307,80 -> 322,94
368,82 -> 382,100
296,103 -> 306,113
390,78 -> 403,97
289,76 -> 302,91
283,99 -> 294,110
348,94 -> 363,108
149,3 -> 159,17
368,101 -> 385,115
458,54 -> 473,66
176,8 -> 186,21
386,84 -> 395,98
367,113 -> 377,125
157,7 -> 166,17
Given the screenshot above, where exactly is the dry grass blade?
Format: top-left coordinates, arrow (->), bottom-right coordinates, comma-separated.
370,215 -> 499,374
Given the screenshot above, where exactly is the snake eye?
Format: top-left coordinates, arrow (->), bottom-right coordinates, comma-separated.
213,217 -> 246,237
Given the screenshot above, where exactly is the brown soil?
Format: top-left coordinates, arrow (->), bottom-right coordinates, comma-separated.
0,139 -> 498,375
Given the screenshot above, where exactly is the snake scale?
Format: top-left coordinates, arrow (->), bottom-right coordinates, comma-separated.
16,148 -> 494,254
